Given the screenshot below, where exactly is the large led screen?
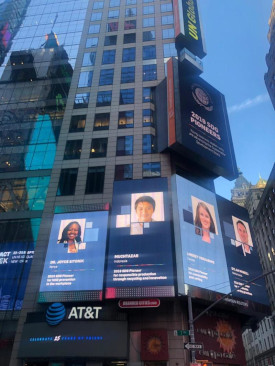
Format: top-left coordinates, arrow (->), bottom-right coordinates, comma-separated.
0,242 -> 34,310
39,211 -> 108,302
105,178 -> 175,298
172,175 -> 269,307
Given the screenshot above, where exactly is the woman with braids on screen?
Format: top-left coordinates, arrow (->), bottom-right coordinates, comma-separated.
58,221 -> 82,253
194,202 -> 216,243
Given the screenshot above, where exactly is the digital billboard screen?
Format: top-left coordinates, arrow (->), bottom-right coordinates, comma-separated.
105,178 -> 175,298
39,211 -> 108,302
172,175 -> 269,307
0,242 -> 34,310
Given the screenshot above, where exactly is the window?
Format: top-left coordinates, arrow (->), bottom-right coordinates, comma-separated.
143,45 -> 156,59
143,0 -> 154,2
124,33 -> 136,43
143,64 -> 157,81
94,113 -> 110,130
93,1 -> 104,9
110,0 -> 120,6
125,8 -> 137,17
122,47 -> 136,62
161,3 -> 173,12
124,20 -> 136,30
74,93 -> 90,108
120,88 -> 135,104
78,71 -> 93,87
102,50 -> 116,64
82,52 -> 96,66
143,87 -> 154,103
143,30 -> 155,41
107,22 -> 119,31
108,10 -> 119,18
118,111 -> 134,128
143,162 -> 160,177
126,0 -> 136,4
69,115 -> 86,132
96,90 -> 112,106
163,43 -> 177,57
57,168 -> 78,196
64,140 -> 82,160
86,38 -> 98,48
88,24 -> 100,34
143,109 -> 154,126
85,167 -> 105,194
161,15 -> 174,25
162,28 -> 174,39
143,17 -> 154,27
143,5 -> 154,14
91,12 -> 102,21
90,138 -> 108,158
104,35 -> 117,46
99,69 -> 114,85
121,66 -> 135,83
143,134 -> 157,153
116,136 -> 133,156
115,164 -> 133,180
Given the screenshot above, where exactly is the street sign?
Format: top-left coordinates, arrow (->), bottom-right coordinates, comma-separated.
184,342 -> 203,350
174,330 -> 190,336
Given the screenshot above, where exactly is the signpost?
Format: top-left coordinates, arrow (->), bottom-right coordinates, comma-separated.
184,342 -> 203,350
174,330 -> 190,336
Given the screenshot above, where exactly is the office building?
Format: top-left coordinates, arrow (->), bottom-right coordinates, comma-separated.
0,1 -> 269,366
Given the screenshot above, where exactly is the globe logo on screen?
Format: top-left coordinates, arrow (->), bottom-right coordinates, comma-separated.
46,303 -> 66,326
191,83 -> 213,111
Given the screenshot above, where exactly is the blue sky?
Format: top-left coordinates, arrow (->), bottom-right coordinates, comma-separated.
199,0 -> 275,199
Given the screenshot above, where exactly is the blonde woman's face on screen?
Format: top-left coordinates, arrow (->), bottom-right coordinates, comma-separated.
199,206 -> 211,231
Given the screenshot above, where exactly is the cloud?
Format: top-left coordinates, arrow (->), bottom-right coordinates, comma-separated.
228,93 -> 269,114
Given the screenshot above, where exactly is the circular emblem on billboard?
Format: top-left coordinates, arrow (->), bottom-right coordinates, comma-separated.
191,83 -> 213,111
46,303 -> 66,326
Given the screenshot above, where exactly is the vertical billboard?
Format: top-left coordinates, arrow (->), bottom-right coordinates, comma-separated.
39,211 -> 108,302
172,175 -> 269,307
0,242 -> 34,310
105,178 -> 175,298
173,0 -> 206,58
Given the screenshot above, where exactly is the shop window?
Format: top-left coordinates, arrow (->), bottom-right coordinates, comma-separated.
143,64 -> 157,81
64,140 -> 82,160
85,167 -> 105,194
57,168 -> 78,196
99,69 -> 114,85
115,164 -> 133,180
143,45 -> 156,59
104,35 -> 117,46
121,66 -> 135,83
143,162 -> 160,177
74,93 -> 90,108
116,136 -> 133,156
118,110 -> 134,128
122,47 -> 136,62
102,49 -> 116,64
90,138 -> 108,158
69,115 -> 86,133
120,88 -> 135,104
96,90 -> 112,106
143,30 -> 155,41
94,113 -> 110,130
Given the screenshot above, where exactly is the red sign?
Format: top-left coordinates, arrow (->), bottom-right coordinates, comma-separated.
118,299 -> 160,308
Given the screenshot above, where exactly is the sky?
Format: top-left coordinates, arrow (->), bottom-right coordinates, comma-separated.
198,0 -> 275,199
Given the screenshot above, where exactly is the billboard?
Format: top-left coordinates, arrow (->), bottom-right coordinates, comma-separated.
161,58 -> 238,180
0,242 -> 34,310
39,211 -> 108,302
173,0 -> 206,58
105,178 -> 175,298
172,175 -> 269,307
18,320 -> 128,359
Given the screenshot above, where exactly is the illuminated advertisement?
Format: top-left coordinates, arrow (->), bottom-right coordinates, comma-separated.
105,178 -> 175,298
172,175 -> 269,306
0,242 -> 34,310
39,211 -> 108,302
173,0 -> 206,58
